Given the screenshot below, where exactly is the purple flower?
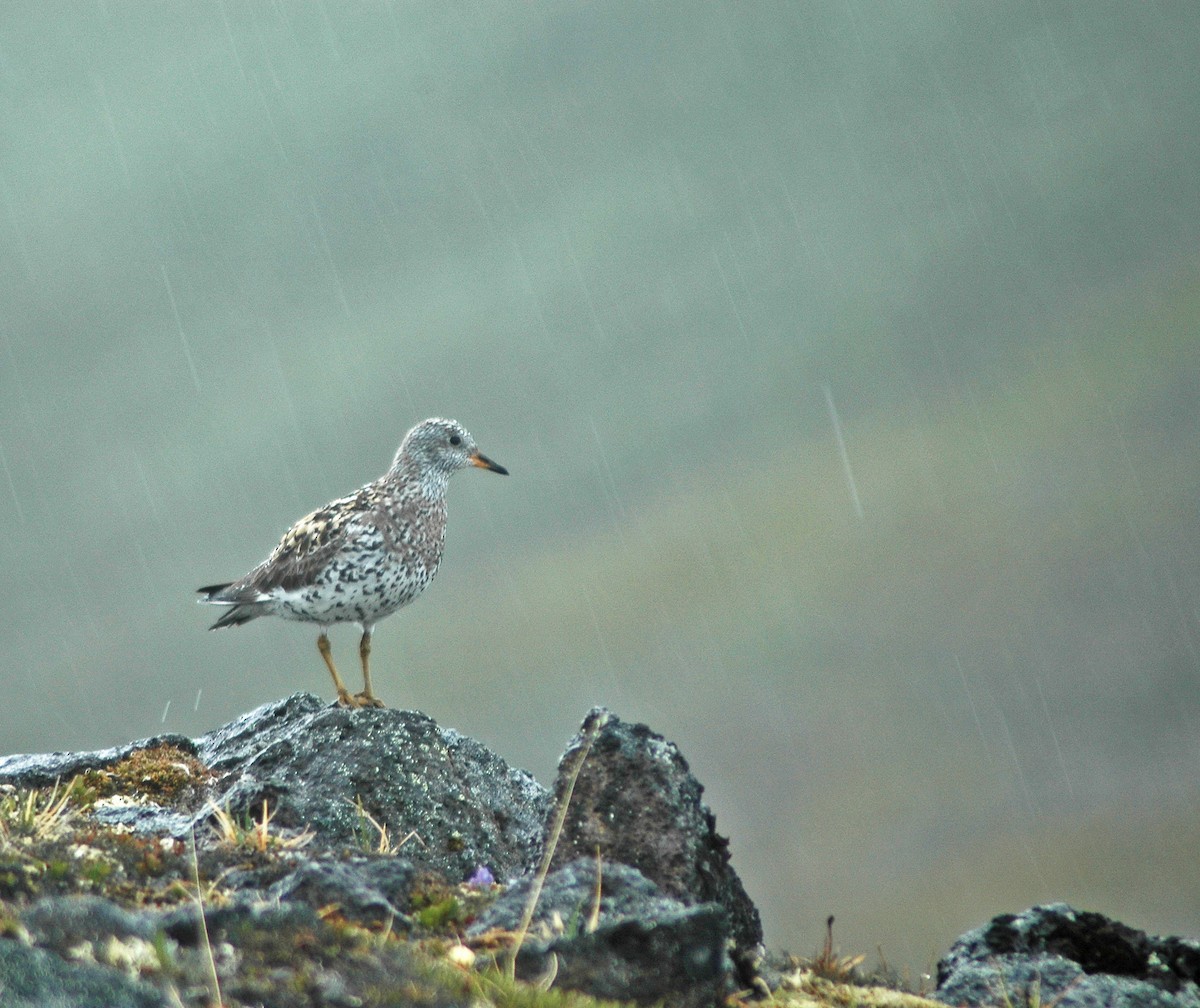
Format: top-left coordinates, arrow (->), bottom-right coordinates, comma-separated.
466,865 -> 495,887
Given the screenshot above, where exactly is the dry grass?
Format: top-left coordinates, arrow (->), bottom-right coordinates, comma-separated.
348,795 -> 424,855
807,915 -> 867,983
205,798 -> 313,853
0,778 -> 78,845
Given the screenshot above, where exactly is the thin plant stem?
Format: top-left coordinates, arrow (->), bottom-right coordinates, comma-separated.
188,827 -> 223,1008
505,710 -> 608,979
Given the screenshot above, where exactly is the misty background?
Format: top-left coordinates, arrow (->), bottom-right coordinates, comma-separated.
1,2 -> 1198,977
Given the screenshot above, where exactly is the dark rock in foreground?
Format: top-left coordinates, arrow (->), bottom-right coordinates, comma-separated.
934,902 -> 1200,1008
0,939 -> 171,1008
21,894 -> 158,953
546,707 -> 763,979
266,856 -> 419,927
470,857 -> 729,1008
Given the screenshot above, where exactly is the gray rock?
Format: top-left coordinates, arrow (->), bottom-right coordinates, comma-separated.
90,802 -> 196,836
0,698 -> 772,1007
0,938 -> 170,1008
192,692 -> 327,773
196,693 -> 549,882
935,903 -> 1200,1008
150,900 -> 457,1008
267,856 -> 418,926
157,898 -> 315,948
545,708 -> 762,971
470,857 -> 728,1008
0,734 -> 196,789
0,693 -> 550,889
21,895 -> 156,954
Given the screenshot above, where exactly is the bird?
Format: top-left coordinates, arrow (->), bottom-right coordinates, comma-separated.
198,417 -> 507,708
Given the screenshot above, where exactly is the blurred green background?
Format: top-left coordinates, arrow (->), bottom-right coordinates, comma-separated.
1,2 -> 1197,976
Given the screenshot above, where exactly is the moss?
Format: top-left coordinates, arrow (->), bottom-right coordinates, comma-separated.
44,859 -> 70,882
0,862 -> 40,899
413,895 -> 463,932
405,872 -> 480,937
0,904 -> 28,942
431,961 -> 634,1008
80,744 -> 211,807
80,857 -> 115,887
725,966 -> 949,1008
64,776 -> 101,810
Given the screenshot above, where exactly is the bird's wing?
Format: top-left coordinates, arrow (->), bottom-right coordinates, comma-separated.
239,487 -> 378,596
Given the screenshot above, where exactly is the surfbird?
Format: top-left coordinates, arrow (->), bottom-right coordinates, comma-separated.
198,417 -> 507,708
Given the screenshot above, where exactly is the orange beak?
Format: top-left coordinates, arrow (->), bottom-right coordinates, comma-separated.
469,451 -> 508,475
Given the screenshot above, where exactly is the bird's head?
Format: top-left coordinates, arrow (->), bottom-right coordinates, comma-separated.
393,418 -> 508,482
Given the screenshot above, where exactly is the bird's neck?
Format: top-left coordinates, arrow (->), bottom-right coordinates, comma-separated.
386,456 -> 451,498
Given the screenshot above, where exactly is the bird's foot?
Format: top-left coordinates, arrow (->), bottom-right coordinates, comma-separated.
334,688 -> 358,708
352,690 -> 386,709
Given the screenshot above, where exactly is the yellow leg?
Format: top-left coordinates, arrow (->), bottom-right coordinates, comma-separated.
355,630 -> 385,708
317,633 -> 356,708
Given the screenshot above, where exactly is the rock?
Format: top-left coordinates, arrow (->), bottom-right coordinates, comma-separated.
934,903 -> 1200,1008
545,708 -> 762,972
90,801 -> 196,836
0,693 -> 550,887
0,937 -> 170,1008
469,857 -> 729,1008
21,895 -> 156,954
0,697 -> 776,1006
153,900 -> 454,1006
0,734 -> 197,789
195,694 -> 549,883
266,856 -> 418,927
157,898 -> 315,949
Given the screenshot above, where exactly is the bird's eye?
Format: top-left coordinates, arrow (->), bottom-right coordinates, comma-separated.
449,434 -> 462,447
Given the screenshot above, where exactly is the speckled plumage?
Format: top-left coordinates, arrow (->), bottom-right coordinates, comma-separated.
199,418 -> 507,708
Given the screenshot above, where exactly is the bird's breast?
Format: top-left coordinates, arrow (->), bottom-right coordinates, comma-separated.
377,494 -> 447,567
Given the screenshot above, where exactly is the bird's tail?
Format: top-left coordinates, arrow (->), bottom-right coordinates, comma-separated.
197,583 -> 268,630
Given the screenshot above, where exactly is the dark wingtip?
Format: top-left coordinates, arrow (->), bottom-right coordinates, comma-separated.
207,605 -> 260,630
197,582 -> 233,597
